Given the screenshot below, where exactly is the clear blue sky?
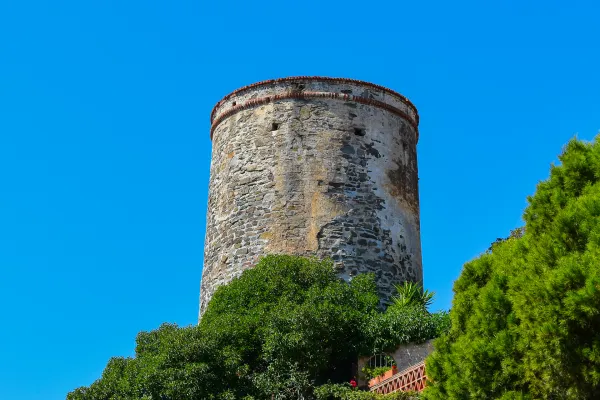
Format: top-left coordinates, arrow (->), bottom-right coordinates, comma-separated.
0,1 -> 598,398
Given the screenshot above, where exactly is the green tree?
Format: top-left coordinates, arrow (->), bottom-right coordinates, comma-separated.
390,281 -> 435,310
67,256 -> 374,399
424,136 -> 600,399
69,255 -> 448,399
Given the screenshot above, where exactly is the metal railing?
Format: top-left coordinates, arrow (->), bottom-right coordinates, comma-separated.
369,361 -> 426,394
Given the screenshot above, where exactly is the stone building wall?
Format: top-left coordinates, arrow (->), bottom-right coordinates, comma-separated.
356,340 -> 434,387
200,77 -> 422,318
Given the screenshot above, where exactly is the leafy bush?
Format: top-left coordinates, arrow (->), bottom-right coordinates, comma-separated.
69,255 -> 448,399
368,305 -> 450,354
423,137 -> 600,399
360,365 -> 393,381
315,383 -> 420,399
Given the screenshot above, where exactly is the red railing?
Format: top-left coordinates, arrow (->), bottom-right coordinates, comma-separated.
369,361 -> 426,394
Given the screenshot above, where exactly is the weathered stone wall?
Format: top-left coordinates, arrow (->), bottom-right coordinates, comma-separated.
390,340 -> 434,372
357,340 -> 434,387
200,77 -> 422,318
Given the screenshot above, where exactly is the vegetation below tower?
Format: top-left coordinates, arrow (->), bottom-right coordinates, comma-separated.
68,255 -> 448,399
68,134 -> 600,399
424,137 -> 600,399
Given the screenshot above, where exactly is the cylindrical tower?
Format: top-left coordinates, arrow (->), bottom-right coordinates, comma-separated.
200,77 -> 421,317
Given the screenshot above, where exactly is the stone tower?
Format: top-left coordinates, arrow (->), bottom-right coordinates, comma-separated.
200,77 -> 421,318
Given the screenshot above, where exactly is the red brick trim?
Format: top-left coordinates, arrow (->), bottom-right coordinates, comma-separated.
210,76 -> 419,124
210,90 -> 419,141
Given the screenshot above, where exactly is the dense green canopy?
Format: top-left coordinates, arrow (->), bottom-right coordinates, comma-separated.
69,255 -> 447,399
423,137 -> 600,399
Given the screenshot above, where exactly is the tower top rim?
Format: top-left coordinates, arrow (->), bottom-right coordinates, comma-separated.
210,76 -> 419,124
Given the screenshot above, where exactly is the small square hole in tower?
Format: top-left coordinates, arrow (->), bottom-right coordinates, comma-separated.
354,128 -> 365,136
271,122 -> 280,131
232,101 -> 236,106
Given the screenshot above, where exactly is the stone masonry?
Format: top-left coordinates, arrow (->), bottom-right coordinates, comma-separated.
200,77 -> 422,319
357,340 -> 434,387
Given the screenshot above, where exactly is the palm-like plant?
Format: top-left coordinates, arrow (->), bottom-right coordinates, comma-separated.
390,281 -> 434,309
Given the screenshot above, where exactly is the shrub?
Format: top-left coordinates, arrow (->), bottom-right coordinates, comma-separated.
69,255 -> 448,399
315,383 -> 420,399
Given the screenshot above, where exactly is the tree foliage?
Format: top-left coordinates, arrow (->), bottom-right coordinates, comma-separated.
315,383 -> 419,399
424,137 -> 600,399
69,255 -> 447,399
390,281 -> 435,310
